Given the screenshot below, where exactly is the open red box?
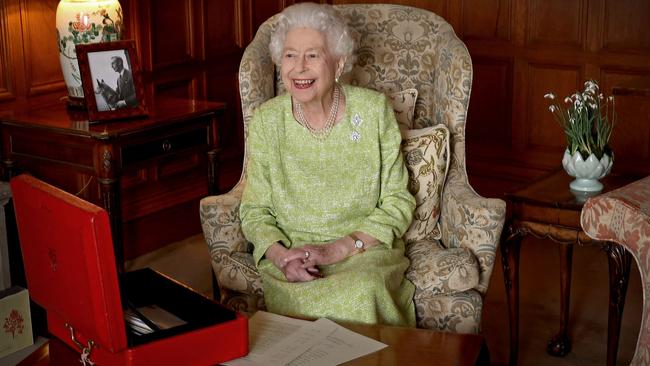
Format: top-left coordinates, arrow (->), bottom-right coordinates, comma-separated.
10,175 -> 248,365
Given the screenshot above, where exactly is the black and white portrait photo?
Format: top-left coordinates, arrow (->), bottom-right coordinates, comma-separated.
76,40 -> 147,122
87,49 -> 139,112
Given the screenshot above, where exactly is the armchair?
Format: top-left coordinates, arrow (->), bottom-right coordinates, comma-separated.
200,4 -> 506,334
581,176 -> 650,365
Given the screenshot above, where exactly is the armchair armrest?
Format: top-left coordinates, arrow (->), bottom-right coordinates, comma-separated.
440,175 -> 506,294
200,182 -> 264,311
581,176 -> 650,247
200,182 -> 249,264
581,176 -> 650,366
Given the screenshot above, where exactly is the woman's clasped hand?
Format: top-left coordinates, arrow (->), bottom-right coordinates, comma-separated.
264,243 -> 321,282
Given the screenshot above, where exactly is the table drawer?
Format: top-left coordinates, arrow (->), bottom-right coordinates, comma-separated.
121,126 -> 208,166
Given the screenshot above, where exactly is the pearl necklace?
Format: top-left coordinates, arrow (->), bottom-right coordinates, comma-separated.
294,84 -> 340,140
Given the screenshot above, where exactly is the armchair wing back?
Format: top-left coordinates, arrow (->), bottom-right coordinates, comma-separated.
200,4 -> 506,333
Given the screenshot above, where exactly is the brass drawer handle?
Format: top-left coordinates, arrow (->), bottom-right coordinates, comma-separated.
162,140 -> 172,151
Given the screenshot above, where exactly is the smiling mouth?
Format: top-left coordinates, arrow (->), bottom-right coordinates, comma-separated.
293,79 -> 314,89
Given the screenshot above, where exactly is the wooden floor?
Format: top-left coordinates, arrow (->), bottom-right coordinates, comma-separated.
128,232 -> 643,366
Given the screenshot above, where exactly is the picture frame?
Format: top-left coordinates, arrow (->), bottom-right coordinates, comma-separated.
76,40 -> 147,122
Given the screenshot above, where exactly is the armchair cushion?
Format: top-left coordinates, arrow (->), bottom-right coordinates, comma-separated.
388,88 -> 418,131
405,239 -> 479,299
401,125 -> 450,242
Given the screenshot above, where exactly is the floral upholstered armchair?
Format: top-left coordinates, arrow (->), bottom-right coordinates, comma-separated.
200,4 -> 506,334
581,176 -> 650,365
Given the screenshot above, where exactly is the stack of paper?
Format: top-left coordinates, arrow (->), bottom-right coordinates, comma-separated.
224,311 -> 387,366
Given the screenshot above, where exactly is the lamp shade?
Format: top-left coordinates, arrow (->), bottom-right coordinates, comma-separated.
56,0 -> 123,105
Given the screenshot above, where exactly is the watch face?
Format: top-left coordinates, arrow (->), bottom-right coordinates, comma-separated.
354,240 -> 364,249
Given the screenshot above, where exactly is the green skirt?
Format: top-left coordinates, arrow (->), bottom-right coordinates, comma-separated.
259,242 -> 416,327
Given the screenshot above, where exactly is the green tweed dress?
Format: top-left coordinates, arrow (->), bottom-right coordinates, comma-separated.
240,85 -> 416,327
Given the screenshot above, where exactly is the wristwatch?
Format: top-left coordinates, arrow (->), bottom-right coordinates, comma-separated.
349,233 -> 365,253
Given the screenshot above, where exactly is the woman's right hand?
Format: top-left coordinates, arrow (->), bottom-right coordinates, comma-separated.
265,243 -> 321,282
265,243 -> 310,269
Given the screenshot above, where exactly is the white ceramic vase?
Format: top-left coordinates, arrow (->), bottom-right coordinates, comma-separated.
56,0 -> 123,101
562,149 -> 613,192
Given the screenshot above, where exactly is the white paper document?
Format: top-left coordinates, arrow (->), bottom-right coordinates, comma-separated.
224,311 -> 387,366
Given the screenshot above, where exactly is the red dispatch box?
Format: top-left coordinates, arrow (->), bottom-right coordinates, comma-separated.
10,175 -> 248,365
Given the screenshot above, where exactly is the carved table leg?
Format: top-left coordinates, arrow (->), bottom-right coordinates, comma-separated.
98,146 -> 123,273
207,149 -> 220,195
207,114 -> 221,196
99,177 -> 123,272
603,242 -> 632,366
501,225 -> 523,366
547,242 -> 573,356
1,158 -> 15,181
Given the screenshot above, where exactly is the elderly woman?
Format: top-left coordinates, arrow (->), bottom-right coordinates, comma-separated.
239,3 -> 416,327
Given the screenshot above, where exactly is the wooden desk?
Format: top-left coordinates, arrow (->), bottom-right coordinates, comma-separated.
500,170 -> 637,366
18,324 -> 489,366
0,99 -> 224,266
343,323 -> 488,365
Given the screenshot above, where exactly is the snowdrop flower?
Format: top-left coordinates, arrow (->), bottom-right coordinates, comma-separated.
544,79 -> 615,161
574,99 -> 583,110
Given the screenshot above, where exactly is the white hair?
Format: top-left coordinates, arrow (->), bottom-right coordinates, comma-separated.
269,3 -> 355,73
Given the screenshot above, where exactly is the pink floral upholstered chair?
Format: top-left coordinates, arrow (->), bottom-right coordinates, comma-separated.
200,4 -> 506,334
581,176 -> 650,365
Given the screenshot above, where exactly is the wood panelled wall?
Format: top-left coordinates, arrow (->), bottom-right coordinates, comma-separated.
459,0 -> 650,194
1,0 -> 649,196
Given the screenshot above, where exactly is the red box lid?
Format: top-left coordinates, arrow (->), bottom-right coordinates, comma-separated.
11,175 -> 128,352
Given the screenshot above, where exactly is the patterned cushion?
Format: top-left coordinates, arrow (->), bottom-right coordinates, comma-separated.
387,88 -> 418,131
401,125 -> 450,242
405,239 -> 479,299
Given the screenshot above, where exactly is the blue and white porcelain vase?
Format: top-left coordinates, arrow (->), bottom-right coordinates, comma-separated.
562,149 -> 613,192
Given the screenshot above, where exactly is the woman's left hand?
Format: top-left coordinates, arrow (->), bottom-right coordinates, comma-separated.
281,259 -> 321,282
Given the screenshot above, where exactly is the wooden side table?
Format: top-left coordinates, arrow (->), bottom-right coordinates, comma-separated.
501,170 -> 637,366
0,98 -> 225,268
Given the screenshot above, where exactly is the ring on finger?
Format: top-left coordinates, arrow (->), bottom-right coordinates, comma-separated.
304,251 -> 310,260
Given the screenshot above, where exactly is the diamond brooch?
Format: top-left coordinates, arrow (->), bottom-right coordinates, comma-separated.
350,113 -> 363,142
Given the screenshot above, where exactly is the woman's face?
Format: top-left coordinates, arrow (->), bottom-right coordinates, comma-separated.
281,27 -> 341,106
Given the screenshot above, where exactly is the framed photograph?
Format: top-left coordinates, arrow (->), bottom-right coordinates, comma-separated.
76,40 -> 147,122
